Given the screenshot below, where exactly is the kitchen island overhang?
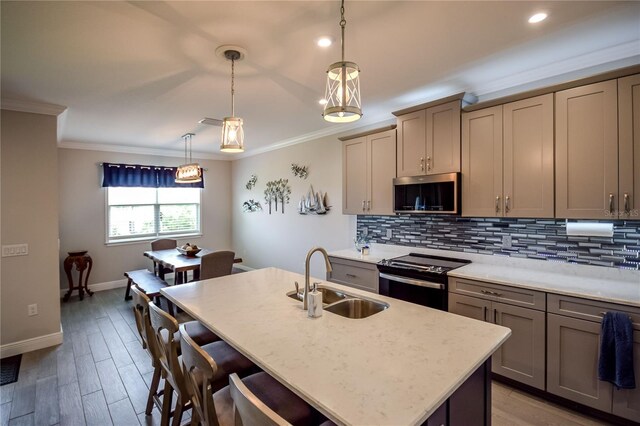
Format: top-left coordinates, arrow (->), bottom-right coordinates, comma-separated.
161,267 -> 511,425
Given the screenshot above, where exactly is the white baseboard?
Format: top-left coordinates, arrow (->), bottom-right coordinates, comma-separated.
1,327 -> 64,358
59,278 -> 128,298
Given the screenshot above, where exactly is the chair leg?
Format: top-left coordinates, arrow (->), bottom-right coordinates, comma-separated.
160,380 -> 174,426
171,400 -> 184,426
124,278 -> 133,301
146,366 -> 161,415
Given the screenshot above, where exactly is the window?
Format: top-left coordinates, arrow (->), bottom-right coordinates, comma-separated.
106,187 -> 201,243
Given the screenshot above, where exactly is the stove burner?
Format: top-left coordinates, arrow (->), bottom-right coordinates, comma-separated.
378,253 -> 470,276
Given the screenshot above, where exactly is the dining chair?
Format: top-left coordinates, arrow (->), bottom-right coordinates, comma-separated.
179,324 -> 316,426
148,302 -> 256,426
199,250 -> 235,280
151,238 -> 177,278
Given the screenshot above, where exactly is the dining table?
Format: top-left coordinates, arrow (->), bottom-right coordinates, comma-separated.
143,248 -> 242,284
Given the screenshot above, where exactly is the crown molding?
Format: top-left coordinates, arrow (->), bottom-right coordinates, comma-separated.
58,140 -> 230,161
1,98 -> 67,116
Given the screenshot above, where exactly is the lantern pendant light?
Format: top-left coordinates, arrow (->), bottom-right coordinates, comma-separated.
220,49 -> 245,152
176,133 -> 202,183
323,0 -> 362,123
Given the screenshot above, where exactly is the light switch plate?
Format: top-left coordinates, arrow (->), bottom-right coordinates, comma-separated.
386,229 -> 393,238
502,235 -> 512,249
2,244 -> 29,257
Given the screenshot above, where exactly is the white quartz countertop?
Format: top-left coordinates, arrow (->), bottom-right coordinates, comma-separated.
161,267 -> 510,426
329,244 -> 640,308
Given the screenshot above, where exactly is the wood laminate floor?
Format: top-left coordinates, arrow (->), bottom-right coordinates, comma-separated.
0,288 -> 615,426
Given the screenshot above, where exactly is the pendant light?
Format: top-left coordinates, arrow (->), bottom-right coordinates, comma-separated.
220,49 -> 245,152
175,133 -> 202,183
323,0 -> 362,123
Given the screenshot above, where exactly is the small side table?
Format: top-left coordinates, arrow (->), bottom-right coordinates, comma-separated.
63,250 -> 93,302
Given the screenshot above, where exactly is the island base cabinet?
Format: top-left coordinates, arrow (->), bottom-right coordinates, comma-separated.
546,313 -> 613,412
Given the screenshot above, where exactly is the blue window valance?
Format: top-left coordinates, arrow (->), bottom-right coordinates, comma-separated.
101,163 -> 204,188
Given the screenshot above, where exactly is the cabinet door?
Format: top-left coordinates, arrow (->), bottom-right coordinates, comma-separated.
397,110 -> 426,177
618,73 -> 640,220
555,80 -> 618,219
612,329 -> 640,422
462,106 -> 503,217
342,137 -> 367,214
367,129 -> 396,215
448,292 -> 491,322
492,302 -> 546,390
503,94 -> 554,218
547,313 -> 613,412
426,100 -> 461,174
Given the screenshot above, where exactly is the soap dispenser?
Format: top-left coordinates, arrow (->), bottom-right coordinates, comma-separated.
308,282 -> 323,318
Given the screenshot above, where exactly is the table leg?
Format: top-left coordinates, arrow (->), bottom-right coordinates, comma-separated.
84,256 -> 94,297
175,271 -> 183,285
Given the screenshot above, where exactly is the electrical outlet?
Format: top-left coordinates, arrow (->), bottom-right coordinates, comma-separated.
362,227 -> 368,236
28,304 -> 38,316
386,229 -> 393,238
2,244 -> 29,257
502,235 -> 512,249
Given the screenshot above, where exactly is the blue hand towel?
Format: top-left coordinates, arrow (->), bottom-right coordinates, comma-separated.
598,311 -> 635,389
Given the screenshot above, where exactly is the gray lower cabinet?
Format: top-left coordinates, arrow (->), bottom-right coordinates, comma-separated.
448,292 -> 546,390
326,256 -> 379,293
547,294 -> 640,422
546,313 -> 613,412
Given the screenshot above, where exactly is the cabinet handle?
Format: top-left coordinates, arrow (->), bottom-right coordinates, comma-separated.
495,196 -> 501,214
480,289 -> 503,297
346,273 -> 357,278
420,157 -> 424,171
505,196 -> 510,214
624,193 -> 630,215
483,306 -> 487,322
494,308 -> 498,324
362,200 -> 366,212
609,193 -> 614,214
427,156 -> 431,171
367,200 -> 371,211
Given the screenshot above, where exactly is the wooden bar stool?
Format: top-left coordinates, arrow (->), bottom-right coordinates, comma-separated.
148,302 -> 256,426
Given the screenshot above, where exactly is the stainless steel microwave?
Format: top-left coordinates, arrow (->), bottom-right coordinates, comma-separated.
393,173 -> 460,214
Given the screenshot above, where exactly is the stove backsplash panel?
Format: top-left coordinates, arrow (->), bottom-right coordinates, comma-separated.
357,215 -> 640,270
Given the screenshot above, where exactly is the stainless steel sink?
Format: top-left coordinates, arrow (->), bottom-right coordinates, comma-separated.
288,285 -> 388,319
286,286 -> 348,305
325,298 -> 389,319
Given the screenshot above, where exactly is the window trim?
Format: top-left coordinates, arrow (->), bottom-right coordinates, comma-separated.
104,187 -> 202,245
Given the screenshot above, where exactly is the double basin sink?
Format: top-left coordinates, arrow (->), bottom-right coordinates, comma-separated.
287,285 -> 388,319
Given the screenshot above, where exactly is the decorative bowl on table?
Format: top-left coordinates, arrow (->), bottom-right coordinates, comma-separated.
176,246 -> 201,257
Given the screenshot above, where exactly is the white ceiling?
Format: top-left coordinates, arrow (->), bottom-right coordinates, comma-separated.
2,1 -> 639,159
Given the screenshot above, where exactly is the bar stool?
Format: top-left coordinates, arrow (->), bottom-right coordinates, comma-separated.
148,302 -> 256,426
180,323 -> 324,426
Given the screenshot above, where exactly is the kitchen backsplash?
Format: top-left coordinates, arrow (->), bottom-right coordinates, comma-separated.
357,215 -> 640,270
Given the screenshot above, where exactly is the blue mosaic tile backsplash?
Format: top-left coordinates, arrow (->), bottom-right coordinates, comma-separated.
357,215 -> 640,270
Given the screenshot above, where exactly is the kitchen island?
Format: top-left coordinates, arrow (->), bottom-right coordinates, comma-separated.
161,267 -> 510,425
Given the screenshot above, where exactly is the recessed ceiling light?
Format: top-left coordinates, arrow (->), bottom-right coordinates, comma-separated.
528,12 -> 547,24
317,37 -> 332,47
318,98 -> 328,105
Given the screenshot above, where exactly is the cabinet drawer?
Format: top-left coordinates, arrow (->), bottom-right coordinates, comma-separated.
548,294 -> 640,330
449,277 -> 545,311
327,257 -> 378,293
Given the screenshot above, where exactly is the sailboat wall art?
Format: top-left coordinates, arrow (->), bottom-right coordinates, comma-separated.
298,185 -> 331,215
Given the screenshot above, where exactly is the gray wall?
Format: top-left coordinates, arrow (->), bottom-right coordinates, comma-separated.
231,135 -> 356,279
1,110 -> 61,345
58,148 -> 233,286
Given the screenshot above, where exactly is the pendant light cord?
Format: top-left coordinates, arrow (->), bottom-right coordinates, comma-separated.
340,0 -> 346,62
231,57 -> 235,117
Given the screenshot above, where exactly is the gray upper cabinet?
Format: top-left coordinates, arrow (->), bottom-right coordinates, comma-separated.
618,73 -> 640,220
342,128 -> 396,215
462,95 -> 554,218
397,100 -> 461,177
555,80 -> 619,219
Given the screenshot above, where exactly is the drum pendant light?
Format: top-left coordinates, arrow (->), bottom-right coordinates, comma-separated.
176,133 -> 202,183
323,0 -> 362,123
220,49 -> 245,152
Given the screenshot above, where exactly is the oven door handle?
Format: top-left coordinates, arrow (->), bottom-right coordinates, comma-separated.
379,273 -> 445,290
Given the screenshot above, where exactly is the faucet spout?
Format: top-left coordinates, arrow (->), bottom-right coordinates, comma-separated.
303,247 -> 333,310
